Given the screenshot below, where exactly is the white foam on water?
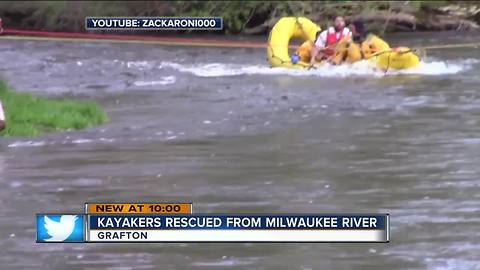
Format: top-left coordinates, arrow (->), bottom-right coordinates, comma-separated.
71,139 -> 93,144
391,61 -> 466,75
99,137 -> 116,143
159,59 -> 477,78
133,76 -> 176,86
126,60 -> 152,69
8,141 -> 47,148
70,138 -> 116,144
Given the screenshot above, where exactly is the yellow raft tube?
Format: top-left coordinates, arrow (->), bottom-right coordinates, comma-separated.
267,17 -> 321,68
268,17 -> 420,70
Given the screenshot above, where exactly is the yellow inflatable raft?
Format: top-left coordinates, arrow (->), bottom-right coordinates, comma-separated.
268,17 -> 420,70
371,47 -> 420,70
360,35 -> 420,70
267,17 -> 321,68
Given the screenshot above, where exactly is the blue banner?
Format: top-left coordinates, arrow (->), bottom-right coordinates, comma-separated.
89,214 -> 387,230
85,17 -> 223,30
36,214 -> 85,243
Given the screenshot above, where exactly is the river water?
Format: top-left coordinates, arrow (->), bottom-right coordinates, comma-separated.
0,32 -> 479,270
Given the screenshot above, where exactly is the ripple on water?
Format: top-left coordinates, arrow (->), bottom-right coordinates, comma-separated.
133,76 -> 177,87
191,256 -> 258,267
1,36 -> 480,270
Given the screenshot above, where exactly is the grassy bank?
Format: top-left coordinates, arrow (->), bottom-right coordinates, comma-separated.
0,81 -> 108,137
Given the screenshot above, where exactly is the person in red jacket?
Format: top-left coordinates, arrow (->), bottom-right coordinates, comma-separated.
310,16 -> 352,65
0,18 -> 3,35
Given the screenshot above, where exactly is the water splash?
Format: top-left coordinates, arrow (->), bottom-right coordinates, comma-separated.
158,59 -> 477,78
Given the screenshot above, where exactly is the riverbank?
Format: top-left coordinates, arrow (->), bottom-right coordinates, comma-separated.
0,1 -> 478,35
0,81 -> 108,137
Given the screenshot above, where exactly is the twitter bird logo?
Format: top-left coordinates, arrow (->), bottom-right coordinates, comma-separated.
37,215 -> 84,242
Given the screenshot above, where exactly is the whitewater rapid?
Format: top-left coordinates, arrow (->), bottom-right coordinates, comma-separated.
155,58 -> 477,78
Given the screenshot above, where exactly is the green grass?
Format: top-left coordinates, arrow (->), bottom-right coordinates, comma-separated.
0,81 -> 108,137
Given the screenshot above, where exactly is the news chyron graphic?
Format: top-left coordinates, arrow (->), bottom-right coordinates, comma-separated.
85,17 -> 223,30
37,202 -> 389,243
36,215 -> 85,243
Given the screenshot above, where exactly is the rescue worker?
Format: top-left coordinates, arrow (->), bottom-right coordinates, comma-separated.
333,20 -> 368,64
310,16 -> 351,65
349,20 -> 367,43
328,20 -> 370,65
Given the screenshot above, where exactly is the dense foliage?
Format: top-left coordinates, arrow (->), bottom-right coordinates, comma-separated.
0,1 -> 478,34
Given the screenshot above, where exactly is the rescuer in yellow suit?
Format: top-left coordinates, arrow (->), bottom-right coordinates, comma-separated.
297,20 -> 370,65
329,20 -> 366,65
268,17 -> 420,70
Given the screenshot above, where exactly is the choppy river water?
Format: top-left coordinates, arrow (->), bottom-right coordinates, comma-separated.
0,32 -> 479,269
